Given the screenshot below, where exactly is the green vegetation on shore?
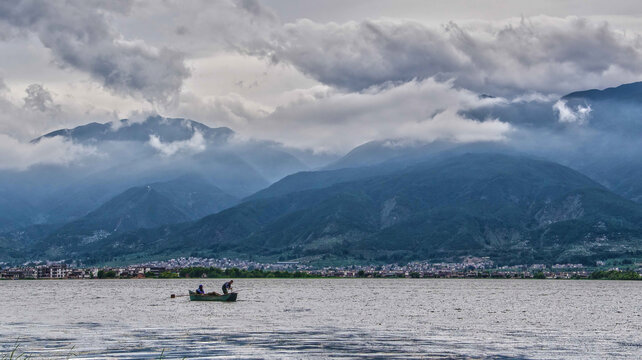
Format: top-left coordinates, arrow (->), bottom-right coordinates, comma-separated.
589,270 -> 641,280
533,272 -> 547,279
175,267 -> 317,279
97,267 -> 319,279
96,270 -> 115,278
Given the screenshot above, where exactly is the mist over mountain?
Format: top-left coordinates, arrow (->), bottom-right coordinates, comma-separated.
319,82 -> 642,204
0,115 -> 317,233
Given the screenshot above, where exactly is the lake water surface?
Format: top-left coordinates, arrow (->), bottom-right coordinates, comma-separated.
0,279 -> 640,359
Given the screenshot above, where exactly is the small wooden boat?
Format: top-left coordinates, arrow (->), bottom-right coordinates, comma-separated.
188,290 -> 238,302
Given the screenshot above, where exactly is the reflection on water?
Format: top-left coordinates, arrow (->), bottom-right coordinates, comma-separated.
0,279 -> 640,359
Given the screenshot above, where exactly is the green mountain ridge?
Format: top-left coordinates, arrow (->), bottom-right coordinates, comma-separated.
38,153 -> 642,265
31,177 -> 238,259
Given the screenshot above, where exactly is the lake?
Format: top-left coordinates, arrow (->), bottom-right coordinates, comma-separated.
0,279 -> 640,359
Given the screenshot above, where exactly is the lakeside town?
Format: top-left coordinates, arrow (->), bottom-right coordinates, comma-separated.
1,256 -> 641,280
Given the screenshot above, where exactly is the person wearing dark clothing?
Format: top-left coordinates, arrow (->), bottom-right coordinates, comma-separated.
196,284 -> 205,294
221,280 -> 233,294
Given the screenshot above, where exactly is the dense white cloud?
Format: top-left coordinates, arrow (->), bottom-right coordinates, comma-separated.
0,134 -> 98,170
172,91 -> 272,132
553,100 -> 591,124
164,77 -> 514,153
147,131 -> 206,156
211,78 -> 512,153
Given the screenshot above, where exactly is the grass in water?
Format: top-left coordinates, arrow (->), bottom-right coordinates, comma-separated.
1,341 -> 29,360
2,343 -> 179,360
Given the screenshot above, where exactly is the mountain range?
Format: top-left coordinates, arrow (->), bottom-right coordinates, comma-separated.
20,153 -> 642,266
0,116 -> 316,233
3,82 -> 642,266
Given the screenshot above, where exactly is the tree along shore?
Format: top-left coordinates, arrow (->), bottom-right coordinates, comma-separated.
97,267 -> 641,280
588,270 -> 641,280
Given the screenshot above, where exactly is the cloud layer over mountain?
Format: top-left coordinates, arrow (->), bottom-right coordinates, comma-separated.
2,0 -> 642,159
255,79 -> 512,152
0,133 -> 98,170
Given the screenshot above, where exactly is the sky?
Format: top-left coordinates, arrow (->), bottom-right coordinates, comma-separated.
2,0 -> 642,158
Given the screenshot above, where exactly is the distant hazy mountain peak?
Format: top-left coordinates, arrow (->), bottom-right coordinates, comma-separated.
562,81 -> 642,102
32,115 -> 234,144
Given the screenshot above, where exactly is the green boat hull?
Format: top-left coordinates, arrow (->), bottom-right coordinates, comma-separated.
188,290 -> 237,302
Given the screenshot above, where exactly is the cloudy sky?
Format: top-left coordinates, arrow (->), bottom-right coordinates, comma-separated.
2,0 -> 642,155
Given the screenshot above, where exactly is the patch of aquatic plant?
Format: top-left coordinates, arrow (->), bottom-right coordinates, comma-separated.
1,341 -> 29,360
1,342 -> 76,360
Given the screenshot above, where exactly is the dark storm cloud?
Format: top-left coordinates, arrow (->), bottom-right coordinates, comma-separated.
0,0 -> 190,105
264,17 -> 642,96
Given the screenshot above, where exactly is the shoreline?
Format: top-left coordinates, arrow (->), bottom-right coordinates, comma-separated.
2,263 -> 640,281
2,276 -> 640,281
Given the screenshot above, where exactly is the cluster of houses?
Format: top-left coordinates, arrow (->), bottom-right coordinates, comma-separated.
135,257 -> 311,272
0,264 -> 89,279
307,268 -> 592,279
1,258 -> 639,280
0,265 -> 595,280
0,264 -> 169,280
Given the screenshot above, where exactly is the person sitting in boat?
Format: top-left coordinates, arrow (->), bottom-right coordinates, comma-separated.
195,284 -> 205,295
221,280 -> 233,294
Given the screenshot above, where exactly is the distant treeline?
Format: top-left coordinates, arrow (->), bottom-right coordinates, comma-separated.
94,267 -> 318,279
97,270 -> 116,278
177,267 -> 317,279
92,267 -> 642,280
589,270 -> 641,280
